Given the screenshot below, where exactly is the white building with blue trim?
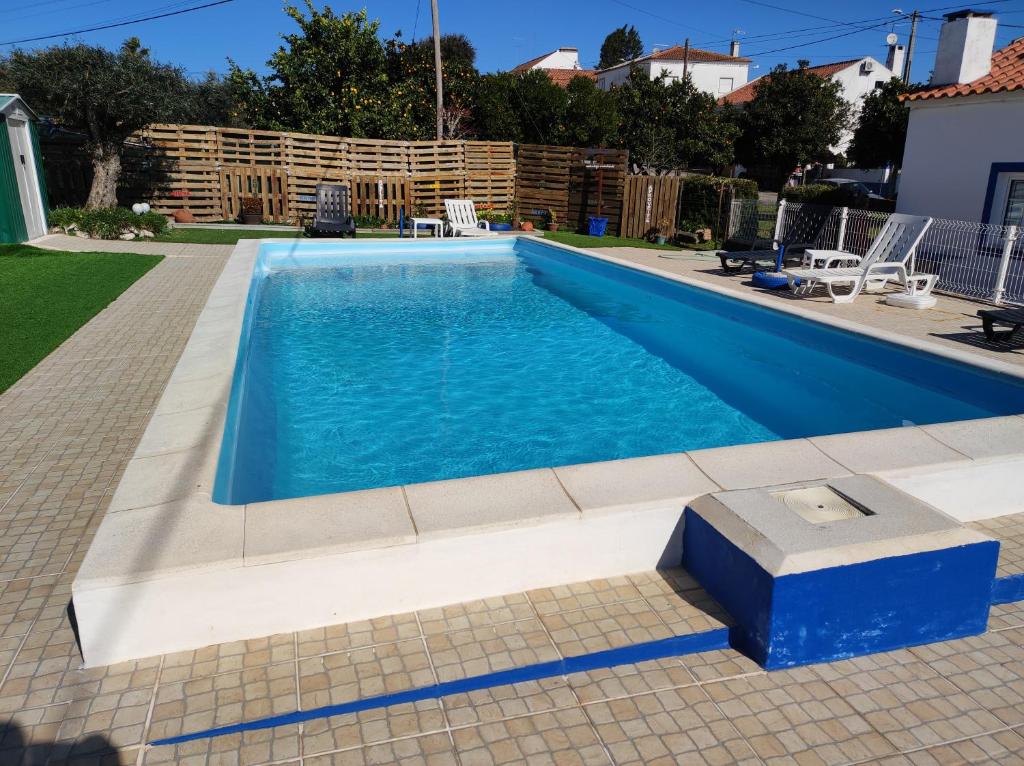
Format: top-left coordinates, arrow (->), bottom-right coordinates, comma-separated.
897,10 -> 1024,227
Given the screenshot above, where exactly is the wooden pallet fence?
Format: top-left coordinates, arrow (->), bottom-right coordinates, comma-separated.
514,144 -> 574,226
620,176 -> 682,239
220,167 -> 289,222
348,176 -> 411,223
567,148 -> 628,235
465,141 -> 515,212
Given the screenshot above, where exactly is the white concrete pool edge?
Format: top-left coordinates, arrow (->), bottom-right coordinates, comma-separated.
71,236 -> 1024,666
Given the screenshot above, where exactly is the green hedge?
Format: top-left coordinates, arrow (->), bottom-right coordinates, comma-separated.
678,176 -> 758,237
49,207 -> 169,239
779,183 -> 853,205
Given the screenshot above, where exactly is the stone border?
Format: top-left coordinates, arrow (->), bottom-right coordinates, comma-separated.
72,235 -> 1024,666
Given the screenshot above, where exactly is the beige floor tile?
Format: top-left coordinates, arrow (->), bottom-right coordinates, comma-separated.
442,676 -> 579,728
584,683 -> 758,765
704,665 -> 896,765
874,728 -> 1024,765
304,731 -> 458,766
815,648 -> 1006,752
296,613 -> 421,658
540,600 -> 674,657
298,639 -> 443,753
418,593 -> 534,635
566,657 -> 696,704
526,576 -> 643,616
451,707 -> 610,765
144,661 -> 299,765
425,619 -> 560,683
681,647 -> 763,684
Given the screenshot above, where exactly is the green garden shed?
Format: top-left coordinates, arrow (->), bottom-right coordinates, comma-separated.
0,94 -> 49,243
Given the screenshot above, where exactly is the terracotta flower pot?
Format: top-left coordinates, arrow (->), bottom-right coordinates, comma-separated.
172,209 -> 195,224
521,221 -> 534,232
546,223 -> 559,232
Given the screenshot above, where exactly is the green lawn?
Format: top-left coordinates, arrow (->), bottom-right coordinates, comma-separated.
542,231 -> 686,251
0,245 -> 163,393
158,228 -> 404,245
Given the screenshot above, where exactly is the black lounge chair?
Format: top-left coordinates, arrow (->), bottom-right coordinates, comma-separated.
719,204 -> 830,274
978,307 -> 1024,342
306,184 -> 356,238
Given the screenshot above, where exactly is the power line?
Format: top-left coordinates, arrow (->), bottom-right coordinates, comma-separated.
604,0 -> 719,36
0,0 -> 235,46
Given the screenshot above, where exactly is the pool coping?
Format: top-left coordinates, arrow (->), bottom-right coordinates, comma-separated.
71,235 -> 1024,664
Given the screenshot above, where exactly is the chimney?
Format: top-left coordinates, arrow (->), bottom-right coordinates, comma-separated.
886,43 -> 906,79
931,9 -> 997,85
730,39 -> 740,58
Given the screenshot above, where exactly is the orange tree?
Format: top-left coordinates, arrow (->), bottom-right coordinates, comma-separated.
227,2 -> 414,138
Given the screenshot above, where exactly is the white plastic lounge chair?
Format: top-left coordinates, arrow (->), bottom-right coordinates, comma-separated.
783,214 -> 933,304
444,199 -> 492,237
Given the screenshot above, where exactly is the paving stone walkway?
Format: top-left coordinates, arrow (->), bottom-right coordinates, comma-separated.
0,248 -> 1022,765
31,234 -> 236,259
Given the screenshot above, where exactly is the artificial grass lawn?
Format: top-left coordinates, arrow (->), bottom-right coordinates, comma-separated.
158,228 -> 403,245
0,245 -> 163,393
542,231 -> 686,251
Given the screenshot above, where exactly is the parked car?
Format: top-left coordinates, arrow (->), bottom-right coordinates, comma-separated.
818,178 -> 891,202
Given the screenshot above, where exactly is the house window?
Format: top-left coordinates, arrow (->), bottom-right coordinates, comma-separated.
1003,180 -> 1024,228
719,77 -> 734,94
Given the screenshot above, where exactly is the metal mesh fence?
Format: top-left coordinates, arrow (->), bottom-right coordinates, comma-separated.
739,200 -> 1023,306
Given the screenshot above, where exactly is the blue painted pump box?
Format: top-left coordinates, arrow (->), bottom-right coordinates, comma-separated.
683,475 -> 999,669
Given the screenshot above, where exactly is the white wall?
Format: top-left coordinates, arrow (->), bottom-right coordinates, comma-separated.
597,60 -> 749,97
532,49 -> 581,70
830,58 -> 897,153
897,93 -> 1024,221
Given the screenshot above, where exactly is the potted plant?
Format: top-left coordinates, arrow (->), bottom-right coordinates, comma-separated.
544,209 -> 559,232
478,203 -> 513,231
240,196 -> 262,225
654,217 -> 673,245
510,199 -> 521,230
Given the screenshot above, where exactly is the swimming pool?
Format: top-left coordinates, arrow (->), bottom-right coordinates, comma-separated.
213,237 -> 1024,504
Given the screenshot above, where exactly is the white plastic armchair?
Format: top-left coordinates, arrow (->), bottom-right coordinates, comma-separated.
443,199 -> 491,236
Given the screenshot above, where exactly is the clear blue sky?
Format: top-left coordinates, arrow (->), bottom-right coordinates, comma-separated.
1,0 -> 1023,83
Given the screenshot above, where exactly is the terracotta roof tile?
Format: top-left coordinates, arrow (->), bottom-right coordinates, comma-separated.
717,59 -> 864,105
598,45 -> 750,72
512,51 -> 553,74
648,44 -> 751,64
903,36 -> 1024,101
544,68 -> 597,87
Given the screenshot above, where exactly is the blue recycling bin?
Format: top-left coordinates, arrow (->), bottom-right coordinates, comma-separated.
588,216 -> 609,237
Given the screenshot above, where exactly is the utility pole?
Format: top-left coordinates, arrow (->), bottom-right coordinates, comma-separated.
682,37 -> 690,82
431,0 -> 443,139
903,10 -> 919,84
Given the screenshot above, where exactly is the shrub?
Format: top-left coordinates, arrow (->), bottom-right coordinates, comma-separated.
779,183 -> 852,205
353,213 -> 384,228
48,206 -> 169,239
677,176 -> 758,237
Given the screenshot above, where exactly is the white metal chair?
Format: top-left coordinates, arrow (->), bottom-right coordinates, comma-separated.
784,214 -> 934,304
443,199 -> 492,237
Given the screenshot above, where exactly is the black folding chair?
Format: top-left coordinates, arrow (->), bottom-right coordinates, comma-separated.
306,184 -> 356,238
719,204 -> 830,274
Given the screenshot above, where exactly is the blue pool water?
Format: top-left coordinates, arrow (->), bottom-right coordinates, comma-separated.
215,238 -> 1024,504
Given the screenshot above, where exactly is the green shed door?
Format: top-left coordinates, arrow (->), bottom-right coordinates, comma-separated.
0,118 -> 29,244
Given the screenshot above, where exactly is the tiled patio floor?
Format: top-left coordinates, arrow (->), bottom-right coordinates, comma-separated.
1,246 -> 1023,764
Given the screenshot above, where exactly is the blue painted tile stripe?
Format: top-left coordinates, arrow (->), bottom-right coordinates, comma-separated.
992,574 -> 1024,605
149,627 -> 731,747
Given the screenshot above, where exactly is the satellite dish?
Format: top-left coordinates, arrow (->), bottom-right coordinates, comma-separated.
886,32 -> 899,45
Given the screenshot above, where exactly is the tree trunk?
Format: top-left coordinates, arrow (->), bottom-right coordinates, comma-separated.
85,147 -> 121,209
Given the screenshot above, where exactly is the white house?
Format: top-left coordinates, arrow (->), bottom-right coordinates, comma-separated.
896,10 -> 1024,226
595,44 -> 751,98
720,53 -> 902,153
511,47 -> 596,87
